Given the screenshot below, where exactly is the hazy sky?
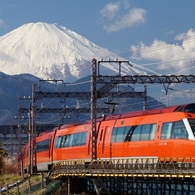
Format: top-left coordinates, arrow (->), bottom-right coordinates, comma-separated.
0,0 -> 195,75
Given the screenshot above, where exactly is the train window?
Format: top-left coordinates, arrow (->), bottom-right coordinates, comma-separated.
72,134 -> 79,146
140,125 -> 150,140
112,124 -> 156,142
68,134 -> 73,146
124,127 -> 130,140
61,136 -> 67,147
71,132 -> 87,146
111,127 -> 117,142
161,120 -> 188,140
111,126 -> 132,142
55,132 -> 88,148
140,124 -> 156,140
36,139 -> 50,152
124,127 -> 134,142
161,123 -> 172,139
131,126 -> 141,141
54,136 -> 69,148
64,135 -> 70,147
116,127 -> 125,142
80,132 -> 87,145
188,119 -> 195,136
149,124 -> 156,140
54,136 -> 61,148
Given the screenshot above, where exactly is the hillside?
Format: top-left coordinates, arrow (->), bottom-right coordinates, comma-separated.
0,72 -> 165,125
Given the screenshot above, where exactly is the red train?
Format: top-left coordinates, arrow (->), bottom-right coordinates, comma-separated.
17,103 -> 195,174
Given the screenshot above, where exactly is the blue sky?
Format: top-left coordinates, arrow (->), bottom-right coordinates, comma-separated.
0,0 -> 195,76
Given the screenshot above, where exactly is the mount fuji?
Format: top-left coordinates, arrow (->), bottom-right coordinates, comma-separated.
0,22 -> 157,82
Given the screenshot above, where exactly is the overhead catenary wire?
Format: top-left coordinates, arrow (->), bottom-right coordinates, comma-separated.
34,72 -> 195,124
19,34 -> 195,126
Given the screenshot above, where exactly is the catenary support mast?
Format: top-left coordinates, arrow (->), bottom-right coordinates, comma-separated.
31,84 -> 37,174
91,58 -> 97,159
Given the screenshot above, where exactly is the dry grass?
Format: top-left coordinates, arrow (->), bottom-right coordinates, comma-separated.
0,160 -> 46,194
1,158 -> 17,175
0,174 -> 45,195
0,174 -> 23,186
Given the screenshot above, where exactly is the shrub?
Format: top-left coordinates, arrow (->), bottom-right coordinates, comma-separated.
0,142 -> 8,175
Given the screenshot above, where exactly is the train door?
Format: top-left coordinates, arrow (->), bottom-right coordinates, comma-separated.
97,127 -> 106,157
153,124 -> 161,157
97,121 -> 115,158
49,130 -> 57,165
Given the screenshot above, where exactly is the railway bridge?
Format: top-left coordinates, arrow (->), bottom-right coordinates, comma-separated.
46,157 -> 195,195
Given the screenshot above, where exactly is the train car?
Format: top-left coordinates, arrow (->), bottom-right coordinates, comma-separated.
17,103 -> 195,174
18,129 -> 58,174
52,123 -> 91,163
98,103 -> 195,160
35,129 -> 57,172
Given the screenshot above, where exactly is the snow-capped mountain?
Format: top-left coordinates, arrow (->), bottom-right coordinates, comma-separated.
0,22 -> 157,82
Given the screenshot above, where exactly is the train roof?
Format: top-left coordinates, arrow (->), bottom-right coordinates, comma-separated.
96,103 -> 195,121
60,103 -> 195,126
38,130 -> 53,136
119,103 -> 195,119
60,122 -> 82,129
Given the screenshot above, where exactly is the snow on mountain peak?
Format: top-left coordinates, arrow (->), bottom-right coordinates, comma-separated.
0,22 -> 156,82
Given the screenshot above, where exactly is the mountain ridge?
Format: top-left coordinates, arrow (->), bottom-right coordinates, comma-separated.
0,22 -> 157,82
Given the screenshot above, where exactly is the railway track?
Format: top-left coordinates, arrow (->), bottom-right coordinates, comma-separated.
48,157 -> 195,180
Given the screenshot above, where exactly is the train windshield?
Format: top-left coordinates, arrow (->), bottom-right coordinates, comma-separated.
188,119 -> 195,136
184,104 -> 195,113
